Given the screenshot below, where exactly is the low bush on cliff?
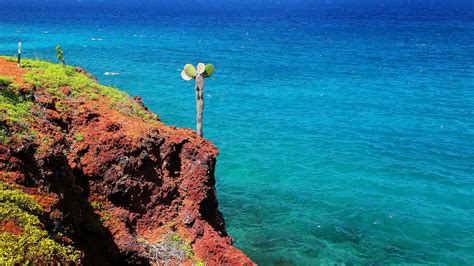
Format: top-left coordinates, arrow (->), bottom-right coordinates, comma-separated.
23,61 -> 94,93
0,79 -> 34,144
20,58 -> 156,121
0,182 -> 81,264
0,56 -> 157,144
0,76 -> 14,89
140,232 -> 194,264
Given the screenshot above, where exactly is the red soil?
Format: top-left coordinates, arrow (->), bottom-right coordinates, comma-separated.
0,58 -> 25,84
0,60 -> 254,265
0,220 -> 23,235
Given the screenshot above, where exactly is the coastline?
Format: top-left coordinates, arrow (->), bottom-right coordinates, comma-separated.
0,57 -> 254,264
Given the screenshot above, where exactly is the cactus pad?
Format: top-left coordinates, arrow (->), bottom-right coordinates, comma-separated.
197,63 -> 206,75
181,70 -> 193,81
184,64 -> 197,78
203,64 -> 215,78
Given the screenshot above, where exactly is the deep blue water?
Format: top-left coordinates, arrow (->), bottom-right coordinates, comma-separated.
1,3 -> 473,264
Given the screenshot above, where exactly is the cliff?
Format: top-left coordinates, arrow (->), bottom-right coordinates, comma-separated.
0,57 -> 254,265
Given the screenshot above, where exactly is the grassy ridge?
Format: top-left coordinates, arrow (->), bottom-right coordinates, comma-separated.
0,57 -> 162,263
20,58 -> 155,120
0,75 -> 34,144
0,57 -> 157,144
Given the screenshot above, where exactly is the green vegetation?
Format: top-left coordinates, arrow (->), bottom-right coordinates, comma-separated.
195,260 -> 205,266
203,64 -> 215,78
183,64 -> 197,79
55,45 -> 65,65
169,233 -> 193,259
91,201 -> 111,222
181,62 -> 215,137
99,212 -> 111,222
0,56 -> 17,63
0,183 -> 42,213
141,232 -> 195,263
0,76 -> 14,89
75,133 -> 84,142
0,57 -> 157,137
0,76 -> 34,144
90,201 -> 103,210
180,62 -> 215,82
20,58 -> 155,121
0,182 -> 81,264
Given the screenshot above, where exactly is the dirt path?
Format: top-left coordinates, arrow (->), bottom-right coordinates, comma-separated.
0,58 -> 25,83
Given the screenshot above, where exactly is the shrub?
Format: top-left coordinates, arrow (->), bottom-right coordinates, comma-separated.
141,232 -> 194,264
20,58 -> 157,121
0,76 -> 13,89
75,133 -> 84,142
0,81 -> 34,144
55,45 -> 65,65
0,182 -> 81,264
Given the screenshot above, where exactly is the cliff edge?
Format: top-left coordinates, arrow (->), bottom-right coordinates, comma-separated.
0,57 -> 253,265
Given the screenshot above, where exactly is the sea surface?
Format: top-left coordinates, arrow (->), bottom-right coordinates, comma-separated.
0,2 -> 473,264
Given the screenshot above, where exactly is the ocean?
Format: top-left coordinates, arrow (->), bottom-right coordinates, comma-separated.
0,2 -> 473,264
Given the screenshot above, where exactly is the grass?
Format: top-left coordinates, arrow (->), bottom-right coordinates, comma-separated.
0,76 -> 14,89
0,77 -> 34,144
0,182 -> 81,264
0,56 -> 158,144
19,58 -> 157,121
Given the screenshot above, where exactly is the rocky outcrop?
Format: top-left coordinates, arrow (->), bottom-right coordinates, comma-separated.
0,57 -> 253,265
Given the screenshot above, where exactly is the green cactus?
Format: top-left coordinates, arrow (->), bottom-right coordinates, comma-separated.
180,63 -> 216,137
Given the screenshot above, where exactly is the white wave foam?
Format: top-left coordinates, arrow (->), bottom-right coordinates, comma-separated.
104,72 -> 120,76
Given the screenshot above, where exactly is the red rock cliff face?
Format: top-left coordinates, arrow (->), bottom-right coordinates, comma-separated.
0,58 -> 253,265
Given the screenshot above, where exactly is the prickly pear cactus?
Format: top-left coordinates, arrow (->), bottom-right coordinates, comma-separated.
181,63 -> 215,81
180,63 -> 216,137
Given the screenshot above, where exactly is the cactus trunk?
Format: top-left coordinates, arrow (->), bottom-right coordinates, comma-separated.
195,75 -> 204,137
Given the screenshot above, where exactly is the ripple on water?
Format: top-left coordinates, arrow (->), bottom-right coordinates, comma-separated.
1,5 -> 472,264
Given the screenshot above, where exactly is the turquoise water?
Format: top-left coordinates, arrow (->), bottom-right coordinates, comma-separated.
1,3 -> 473,264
